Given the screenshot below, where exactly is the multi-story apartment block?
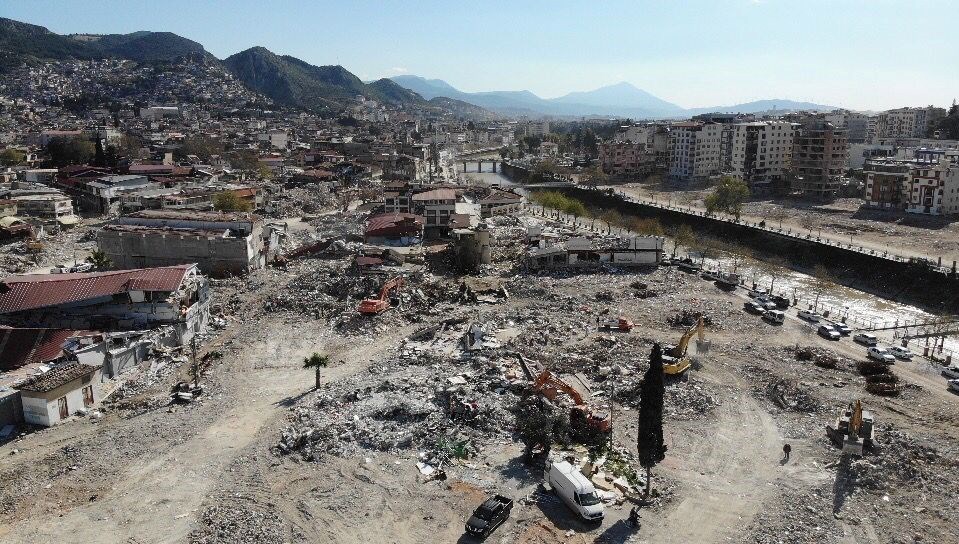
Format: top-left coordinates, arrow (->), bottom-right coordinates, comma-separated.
791,118 -> 848,199
668,122 -> 725,182
525,120 -> 550,137
876,107 -> 936,140
598,141 -> 656,179
863,159 -> 912,209
728,121 -> 796,194
862,150 -> 959,216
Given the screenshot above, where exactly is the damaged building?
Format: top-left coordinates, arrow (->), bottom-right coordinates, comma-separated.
97,210 -> 283,276
0,264 -> 210,345
526,236 -> 664,270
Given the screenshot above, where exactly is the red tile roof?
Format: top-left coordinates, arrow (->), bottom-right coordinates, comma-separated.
0,328 -> 96,372
365,212 -> 423,238
0,265 -> 193,315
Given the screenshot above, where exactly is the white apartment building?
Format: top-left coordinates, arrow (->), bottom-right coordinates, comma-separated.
668,122 -> 724,181
876,107 -> 934,140
728,121 -> 796,193
525,120 -> 550,137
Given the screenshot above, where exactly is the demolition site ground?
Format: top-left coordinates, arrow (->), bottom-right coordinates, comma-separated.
1,209 -> 958,544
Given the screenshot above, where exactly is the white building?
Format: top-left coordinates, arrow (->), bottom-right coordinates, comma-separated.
16,362 -> 102,426
728,121 -> 796,193
876,107 -> 935,140
668,122 -> 724,181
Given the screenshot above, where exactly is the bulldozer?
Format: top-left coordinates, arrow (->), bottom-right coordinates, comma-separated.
532,370 -> 611,433
826,400 -> 875,456
357,276 -> 405,315
662,316 -> 705,376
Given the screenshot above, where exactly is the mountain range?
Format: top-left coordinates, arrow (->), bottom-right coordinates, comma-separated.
390,75 -> 836,119
0,16 -> 836,119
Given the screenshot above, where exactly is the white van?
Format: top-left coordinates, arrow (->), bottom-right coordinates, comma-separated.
544,459 -> 604,522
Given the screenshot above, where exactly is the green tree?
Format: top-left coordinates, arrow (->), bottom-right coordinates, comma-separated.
514,394 -> 570,461
212,191 -> 253,212
85,249 -> 112,270
46,136 -> 96,166
669,224 -> 696,258
704,176 -> 751,219
0,148 -> 25,166
303,352 -> 330,390
637,343 -> 667,497
580,165 -> 608,188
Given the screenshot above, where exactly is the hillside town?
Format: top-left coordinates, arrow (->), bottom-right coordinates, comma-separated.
0,10 -> 959,544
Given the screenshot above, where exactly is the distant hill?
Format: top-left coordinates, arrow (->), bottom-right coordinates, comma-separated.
0,17 -> 213,71
392,75 -> 836,119
686,99 -> 836,116
223,47 -> 428,113
0,17 -> 95,70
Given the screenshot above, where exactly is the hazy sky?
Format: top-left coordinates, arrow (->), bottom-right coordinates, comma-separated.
2,0 -> 956,111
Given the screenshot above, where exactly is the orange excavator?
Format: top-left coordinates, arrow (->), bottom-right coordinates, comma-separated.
532,370 -> 611,432
357,277 -> 405,315
662,316 -> 705,376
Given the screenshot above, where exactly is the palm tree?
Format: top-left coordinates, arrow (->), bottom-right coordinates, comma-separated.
303,353 -> 329,390
85,249 -> 112,270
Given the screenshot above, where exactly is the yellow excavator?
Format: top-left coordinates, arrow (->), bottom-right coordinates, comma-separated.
827,400 -> 875,456
662,316 -> 705,376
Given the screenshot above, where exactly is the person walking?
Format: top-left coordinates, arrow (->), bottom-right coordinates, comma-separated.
782,443 -> 792,462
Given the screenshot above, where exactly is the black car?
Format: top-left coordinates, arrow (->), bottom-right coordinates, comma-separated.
465,494 -> 513,538
771,295 -> 791,309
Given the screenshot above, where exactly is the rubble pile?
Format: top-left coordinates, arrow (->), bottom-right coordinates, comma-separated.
260,183 -> 336,218
191,498 -> 286,544
275,349 -> 522,460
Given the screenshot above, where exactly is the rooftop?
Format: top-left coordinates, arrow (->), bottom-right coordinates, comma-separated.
15,362 -> 99,393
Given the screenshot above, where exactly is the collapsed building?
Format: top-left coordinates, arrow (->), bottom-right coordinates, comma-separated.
0,264 -> 210,341
97,210 -> 284,276
0,265 -> 210,427
526,236 -> 664,270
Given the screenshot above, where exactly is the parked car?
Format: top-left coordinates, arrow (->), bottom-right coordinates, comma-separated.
50,263 -> 71,274
867,346 -> 896,363
941,366 -> 959,380
70,262 -> 94,273
829,322 -> 853,336
761,301 -> 778,311
763,310 -> 785,324
771,295 -> 791,309
544,459 -> 604,522
887,346 -> 914,360
797,310 -> 822,322
948,379 -> 959,394
465,494 -> 513,538
818,325 -> 841,340
853,333 -> 878,346
744,301 -> 765,314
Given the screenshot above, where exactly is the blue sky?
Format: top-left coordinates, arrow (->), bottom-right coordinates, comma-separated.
2,0 -> 956,111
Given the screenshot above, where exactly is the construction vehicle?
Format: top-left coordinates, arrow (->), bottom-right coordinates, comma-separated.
532,370 -> 611,432
357,277 -> 405,315
826,400 -> 875,456
662,316 -> 705,376
598,316 -> 634,332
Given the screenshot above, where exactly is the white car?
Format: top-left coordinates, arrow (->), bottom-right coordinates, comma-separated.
797,310 -> 822,322
818,325 -> 841,340
887,346 -> 914,360
853,333 -> 878,346
949,379 -> 959,394
867,346 -> 896,364
763,310 -> 785,324
941,366 -> 959,380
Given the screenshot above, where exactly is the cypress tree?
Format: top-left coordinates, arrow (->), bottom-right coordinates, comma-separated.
637,343 -> 667,496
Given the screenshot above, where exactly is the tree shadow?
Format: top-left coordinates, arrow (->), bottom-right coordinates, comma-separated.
832,455 -> 857,514
499,454 -> 542,487
595,519 -> 638,543
272,388 -> 314,407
